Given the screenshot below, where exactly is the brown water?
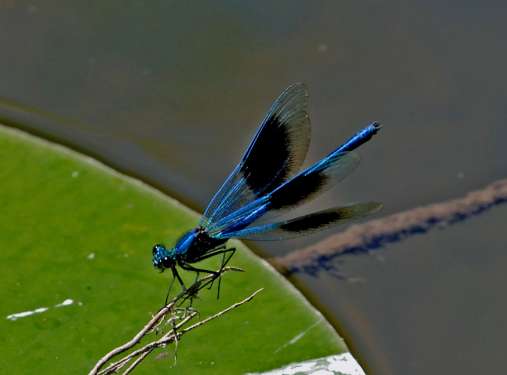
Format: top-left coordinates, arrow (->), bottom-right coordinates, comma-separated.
1,2 -> 507,374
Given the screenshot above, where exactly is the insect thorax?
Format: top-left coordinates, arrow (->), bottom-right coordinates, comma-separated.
175,227 -> 227,263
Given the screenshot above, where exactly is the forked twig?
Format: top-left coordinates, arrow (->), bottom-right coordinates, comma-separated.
89,266 -> 261,375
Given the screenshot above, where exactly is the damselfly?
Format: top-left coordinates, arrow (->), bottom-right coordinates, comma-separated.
152,83 -> 382,296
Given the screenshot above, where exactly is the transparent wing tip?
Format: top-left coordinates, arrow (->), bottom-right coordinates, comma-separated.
283,82 -> 309,97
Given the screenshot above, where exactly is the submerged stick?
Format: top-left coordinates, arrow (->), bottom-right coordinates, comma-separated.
272,178 -> 507,275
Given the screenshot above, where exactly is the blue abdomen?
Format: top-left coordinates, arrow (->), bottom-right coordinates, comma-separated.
335,122 -> 381,154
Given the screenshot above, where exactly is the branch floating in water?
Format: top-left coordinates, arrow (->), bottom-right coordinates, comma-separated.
271,178 -> 507,276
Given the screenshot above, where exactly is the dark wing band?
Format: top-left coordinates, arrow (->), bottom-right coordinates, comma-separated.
201,83 -> 311,228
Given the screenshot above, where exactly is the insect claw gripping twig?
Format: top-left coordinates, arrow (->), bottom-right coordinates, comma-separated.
89,266 -> 255,375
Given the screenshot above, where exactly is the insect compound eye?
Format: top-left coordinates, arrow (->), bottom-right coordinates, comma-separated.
152,243 -> 165,256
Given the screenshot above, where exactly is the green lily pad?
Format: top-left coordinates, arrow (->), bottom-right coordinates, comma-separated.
0,125 -> 349,374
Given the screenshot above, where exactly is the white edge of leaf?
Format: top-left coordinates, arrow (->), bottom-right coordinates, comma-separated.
247,353 -> 365,375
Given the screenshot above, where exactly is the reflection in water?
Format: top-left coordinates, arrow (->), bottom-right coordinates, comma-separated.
274,178 -> 507,275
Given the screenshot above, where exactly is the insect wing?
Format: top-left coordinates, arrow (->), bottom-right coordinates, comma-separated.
267,150 -> 360,211
208,150 -> 360,237
200,83 -> 311,228
217,202 -> 382,240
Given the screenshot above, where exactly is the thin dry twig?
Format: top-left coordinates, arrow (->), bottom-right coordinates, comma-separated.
122,350 -> 151,375
100,310 -> 198,374
89,266 -> 261,375
179,288 -> 263,335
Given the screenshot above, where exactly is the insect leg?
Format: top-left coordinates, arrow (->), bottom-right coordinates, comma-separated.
178,261 -> 219,276
216,248 -> 236,299
220,247 -> 236,269
185,248 -> 237,298
171,266 -> 187,292
164,273 -> 176,306
177,261 -> 217,297
190,247 -> 236,264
